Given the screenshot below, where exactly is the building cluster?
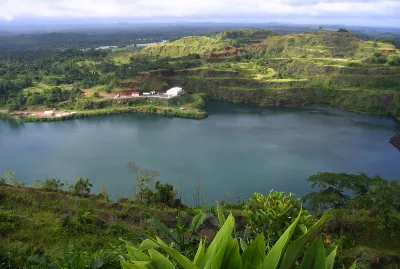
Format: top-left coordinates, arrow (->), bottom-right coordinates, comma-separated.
44,111 -> 76,117
113,87 -> 183,100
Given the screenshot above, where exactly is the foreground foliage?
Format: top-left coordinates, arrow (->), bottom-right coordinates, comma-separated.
120,210 -> 356,269
1,171 -> 399,268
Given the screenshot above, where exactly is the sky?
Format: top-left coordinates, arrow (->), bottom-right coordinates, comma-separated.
0,0 -> 399,27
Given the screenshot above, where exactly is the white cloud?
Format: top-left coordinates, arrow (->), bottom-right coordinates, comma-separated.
0,0 -> 399,25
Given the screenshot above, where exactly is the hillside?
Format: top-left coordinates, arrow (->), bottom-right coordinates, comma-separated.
1,171 -> 400,268
1,28 -> 400,124
137,29 -> 400,121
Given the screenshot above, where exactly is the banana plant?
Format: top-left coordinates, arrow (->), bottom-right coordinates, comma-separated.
120,210 -> 357,269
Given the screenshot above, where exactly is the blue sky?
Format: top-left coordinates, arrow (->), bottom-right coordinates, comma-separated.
0,0 -> 399,26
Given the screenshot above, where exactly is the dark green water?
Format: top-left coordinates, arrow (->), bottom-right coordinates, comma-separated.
1,102 -> 399,204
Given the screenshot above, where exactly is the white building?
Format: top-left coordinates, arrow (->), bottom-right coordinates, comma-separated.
44,111 -> 54,116
131,92 -> 140,97
166,87 -> 183,97
143,92 -> 151,96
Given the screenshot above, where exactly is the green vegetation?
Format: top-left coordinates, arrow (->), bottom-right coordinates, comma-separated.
1,28 -> 400,121
121,210 -> 352,269
1,169 -> 399,268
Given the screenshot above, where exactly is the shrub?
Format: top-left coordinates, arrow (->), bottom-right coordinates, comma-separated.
152,181 -> 179,206
108,223 -> 128,237
243,191 -> 313,248
76,211 -> 95,225
387,55 -> 400,66
33,178 -> 66,190
73,177 -> 93,196
148,211 -> 207,258
0,212 -> 19,236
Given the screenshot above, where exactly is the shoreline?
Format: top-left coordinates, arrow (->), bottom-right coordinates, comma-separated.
1,96 -> 400,123
0,105 -> 208,122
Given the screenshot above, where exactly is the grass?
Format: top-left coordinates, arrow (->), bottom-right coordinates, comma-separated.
0,183 -> 183,267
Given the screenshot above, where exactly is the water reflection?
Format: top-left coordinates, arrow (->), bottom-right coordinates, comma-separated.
0,119 -> 25,136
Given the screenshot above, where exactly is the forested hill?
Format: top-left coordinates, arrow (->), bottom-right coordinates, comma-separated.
1,28 -> 400,122
143,29 -> 399,59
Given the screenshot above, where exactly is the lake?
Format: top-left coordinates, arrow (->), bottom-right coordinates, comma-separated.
1,102 -> 399,204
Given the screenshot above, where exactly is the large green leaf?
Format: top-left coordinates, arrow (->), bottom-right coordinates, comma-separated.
127,246 -> 151,262
71,253 -> 85,269
139,239 -> 161,251
190,211 -> 207,235
262,209 -> 303,269
193,239 -> 206,267
348,261 -> 357,269
221,239 -> 241,269
154,237 -> 196,269
148,249 -> 176,269
202,213 -> 235,267
279,211 -> 329,269
242,261 -> 258,269
120,261 -> 148,269
240,238 -> 248,252
325,246 -> 337,269
148,218 -> 177,245
204,237 -> 230,269
242,234 -> 265,268
217,202 -> 226,227
299,237 -> 326,269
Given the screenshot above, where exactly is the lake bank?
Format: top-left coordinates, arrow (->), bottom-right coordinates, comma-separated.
0,105 -> 207,122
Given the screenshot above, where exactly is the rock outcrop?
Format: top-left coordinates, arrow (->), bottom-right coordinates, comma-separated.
389,133 -> 400,150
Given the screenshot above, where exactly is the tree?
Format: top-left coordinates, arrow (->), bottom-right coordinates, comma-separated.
33,178 -> 66,190
337,28 -> 349,33
304,172 -> 391,212
73,177 -> 93,196
376,37 -> 397,47
0,171 -> 17,184
153,181 -> 178,206
129,162 -> 159,204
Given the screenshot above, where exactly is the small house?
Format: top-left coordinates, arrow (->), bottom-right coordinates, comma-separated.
44,111 -> 54,116
131,91 -> 140,97
143,92 -> 151,96
150,90 -> 156,95
166,87 -> 183,97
